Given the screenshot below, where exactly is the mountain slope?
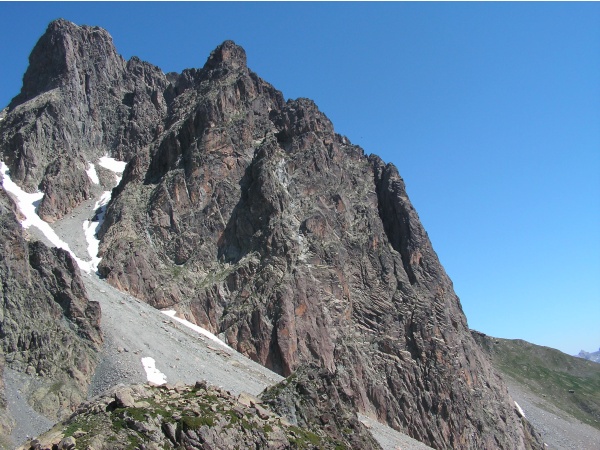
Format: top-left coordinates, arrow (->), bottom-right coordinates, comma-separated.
472,331 -> 600,432
0,19 -> 545,449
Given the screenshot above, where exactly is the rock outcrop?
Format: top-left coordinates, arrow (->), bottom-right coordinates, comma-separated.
20,381 -> 367,450
1,20 -> 545,449
0,188 -> 101,431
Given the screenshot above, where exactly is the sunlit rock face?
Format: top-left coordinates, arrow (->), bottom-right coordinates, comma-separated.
0,19 -> 544,449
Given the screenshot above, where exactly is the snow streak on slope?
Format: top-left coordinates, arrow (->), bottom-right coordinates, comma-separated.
86,163 -> 99,184
82,191 -> 111,272
0,161 -> 92,273
514,401 -> 526,418
162,310 -> 232,349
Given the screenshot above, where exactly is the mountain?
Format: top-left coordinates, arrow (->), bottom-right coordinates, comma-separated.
577,348 -> 600,364
0,19 -> 545,449
472,332 -> 600,449
472,332 -> 600,431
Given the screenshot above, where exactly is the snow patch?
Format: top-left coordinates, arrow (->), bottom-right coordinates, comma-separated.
98,156 -> 127,173
514,401 -> 526,418
81,156 -> 127,272
98,156 -> 127,184
162,310 -> 231,349
141,357 -> 167,385
86,163 -> 99,184
82,190 -> 112,272
0,161 -> 92,273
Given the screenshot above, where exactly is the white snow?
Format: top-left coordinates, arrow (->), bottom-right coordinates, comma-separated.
82,190 -> 112,272
81,156 -> 127,272
162,310 -> 231,349
98,156 -> 127,184
86,163 -> 99,184
141,357 -> 167,385
514,401 -> 526,418
98,156 -> 127,173
0,161 -> 93,273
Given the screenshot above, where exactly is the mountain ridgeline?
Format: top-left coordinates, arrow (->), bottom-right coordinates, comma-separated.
0,19 -> 545,449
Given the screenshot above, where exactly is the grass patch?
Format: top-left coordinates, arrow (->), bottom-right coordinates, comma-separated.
475,334 -> 600,430
181,414 -> 214,430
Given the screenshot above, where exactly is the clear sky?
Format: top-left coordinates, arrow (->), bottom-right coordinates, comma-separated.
1,2 -> 598,356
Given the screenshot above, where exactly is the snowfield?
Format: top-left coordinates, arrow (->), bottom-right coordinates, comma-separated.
98,156 -> 127,184
81,156 -> 127,271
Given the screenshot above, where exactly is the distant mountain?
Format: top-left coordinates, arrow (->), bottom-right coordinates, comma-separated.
577,348 -> 600,364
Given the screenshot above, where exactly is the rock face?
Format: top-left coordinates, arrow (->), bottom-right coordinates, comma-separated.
21,381 -> 366,450
262,364 -> 382,449
0,19 -> 168,221
0,188 -> 102,425
1,20 -> 545,449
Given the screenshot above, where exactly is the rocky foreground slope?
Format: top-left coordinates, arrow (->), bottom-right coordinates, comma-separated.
0,19 -> 546,449
19,380 -> 375,450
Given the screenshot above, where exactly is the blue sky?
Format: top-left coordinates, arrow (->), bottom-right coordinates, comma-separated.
1,2 -> 598,356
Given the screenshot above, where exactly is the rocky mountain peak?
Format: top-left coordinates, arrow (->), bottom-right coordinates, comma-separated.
10,18 -> 123,108
0,20 -> 547,449
203,39 -> 247,72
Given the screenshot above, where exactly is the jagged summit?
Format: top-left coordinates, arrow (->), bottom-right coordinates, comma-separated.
11,18 -> 122,108
203,39 -> 248,71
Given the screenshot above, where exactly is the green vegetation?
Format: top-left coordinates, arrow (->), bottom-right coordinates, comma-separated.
48,381 -> 64,394
476,334 -> 600,430
181,414 -> 214,429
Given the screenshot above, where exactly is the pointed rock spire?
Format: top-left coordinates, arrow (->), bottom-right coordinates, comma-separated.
203,40 -> 247,72
11,18 -> 123,108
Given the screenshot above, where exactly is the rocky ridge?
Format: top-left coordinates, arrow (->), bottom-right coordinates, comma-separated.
0,19 -> 547,449
19,381 -> 373,450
